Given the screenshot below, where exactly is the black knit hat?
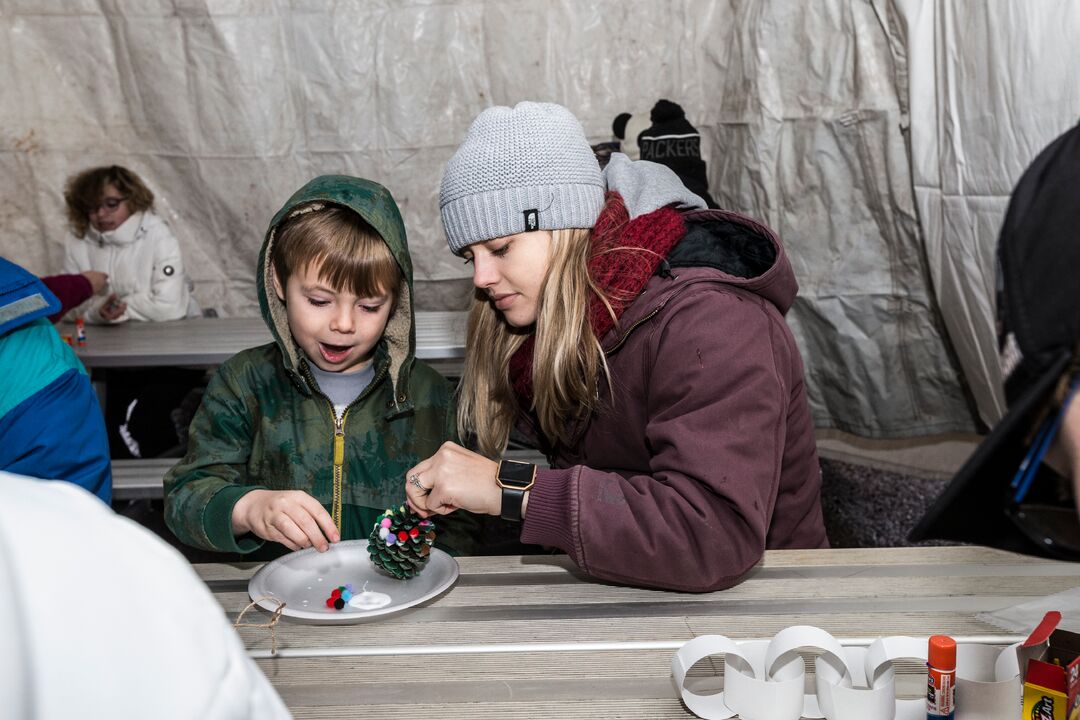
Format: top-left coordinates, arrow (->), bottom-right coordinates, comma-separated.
638,99 -> 717,208
998,121 -> 1080,397
650,99 -> 685,123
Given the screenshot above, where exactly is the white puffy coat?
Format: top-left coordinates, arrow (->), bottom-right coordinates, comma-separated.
63,210 -> 199,323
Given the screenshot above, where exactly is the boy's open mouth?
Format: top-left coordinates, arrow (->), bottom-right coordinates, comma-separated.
319,342 -> 352,362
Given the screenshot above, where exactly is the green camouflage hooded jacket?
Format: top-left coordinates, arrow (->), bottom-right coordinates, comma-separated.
164,175 -> 474,556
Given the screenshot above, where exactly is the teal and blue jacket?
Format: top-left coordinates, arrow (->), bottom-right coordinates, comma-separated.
0,258 -> 111,502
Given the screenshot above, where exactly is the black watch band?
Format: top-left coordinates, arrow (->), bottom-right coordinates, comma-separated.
497,460 -> 536,522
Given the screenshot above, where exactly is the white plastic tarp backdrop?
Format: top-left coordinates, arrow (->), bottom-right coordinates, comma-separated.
1,0 -> 1077,437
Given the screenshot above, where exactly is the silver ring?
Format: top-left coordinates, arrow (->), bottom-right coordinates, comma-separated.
409,473 -> 428,492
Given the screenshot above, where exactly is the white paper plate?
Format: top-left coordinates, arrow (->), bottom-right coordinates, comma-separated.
247,539 -> 459,623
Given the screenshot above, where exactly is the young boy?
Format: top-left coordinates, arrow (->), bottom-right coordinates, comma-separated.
165,176 -> 474,556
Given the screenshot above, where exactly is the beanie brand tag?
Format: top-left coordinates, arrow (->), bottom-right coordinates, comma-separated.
523,209 -> 539,232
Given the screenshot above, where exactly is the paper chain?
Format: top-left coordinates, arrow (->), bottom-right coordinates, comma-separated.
671,626 -> 1021,720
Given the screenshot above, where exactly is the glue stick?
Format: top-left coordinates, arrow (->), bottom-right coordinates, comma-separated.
75,316 -> 86,347
927,634 -> 956,719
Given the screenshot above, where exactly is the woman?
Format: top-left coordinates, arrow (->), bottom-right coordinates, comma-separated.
62,165 -> 198,323
406,102 -> 827,591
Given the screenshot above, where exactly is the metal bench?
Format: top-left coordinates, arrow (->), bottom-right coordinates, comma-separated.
111,458 -> 177,500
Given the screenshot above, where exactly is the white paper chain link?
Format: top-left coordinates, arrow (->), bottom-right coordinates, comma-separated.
671,626 -> 1021,720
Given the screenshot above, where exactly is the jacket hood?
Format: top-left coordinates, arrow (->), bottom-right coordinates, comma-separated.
0,258 -> 61,336
603,152 -> 706,217
256,175 -> 415,408
677,209 -> 796,313
612,207 -> 798,340
600,156 -> 795,318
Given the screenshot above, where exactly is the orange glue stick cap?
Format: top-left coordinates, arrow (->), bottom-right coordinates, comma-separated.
928,634 -> 956,669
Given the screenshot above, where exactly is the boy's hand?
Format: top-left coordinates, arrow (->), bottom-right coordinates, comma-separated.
231,489 -> 340,552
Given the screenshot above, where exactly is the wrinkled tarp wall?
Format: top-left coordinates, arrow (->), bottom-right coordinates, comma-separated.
898,0 -> 1080,428
3,0 -> 1069,437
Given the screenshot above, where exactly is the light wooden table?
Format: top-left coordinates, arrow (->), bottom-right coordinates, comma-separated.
71,311 -> 467,375
196,546 -> 1076,719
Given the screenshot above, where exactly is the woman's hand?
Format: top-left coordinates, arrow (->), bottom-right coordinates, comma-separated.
405,441 -> 501,518
231,489 -> 340,552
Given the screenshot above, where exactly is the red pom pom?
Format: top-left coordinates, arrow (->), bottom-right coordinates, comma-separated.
325,598 -> 335,608
409,527 -> 419,538
331,588 -> 341,599
397,531 -> 408,542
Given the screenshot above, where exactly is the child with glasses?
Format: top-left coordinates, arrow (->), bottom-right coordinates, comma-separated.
61,166 -> 203,459
61,165 -> 199,323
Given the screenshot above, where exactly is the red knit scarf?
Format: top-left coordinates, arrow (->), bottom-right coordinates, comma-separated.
508,192 -> 686,404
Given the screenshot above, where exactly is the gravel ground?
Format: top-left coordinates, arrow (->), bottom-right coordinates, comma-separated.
819,458 -> 956,548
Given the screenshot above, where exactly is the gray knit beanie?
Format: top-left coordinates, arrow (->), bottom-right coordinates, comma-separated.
440,101 -> 605,255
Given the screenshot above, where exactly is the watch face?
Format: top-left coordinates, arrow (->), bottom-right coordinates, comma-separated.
498,461 -> 536,489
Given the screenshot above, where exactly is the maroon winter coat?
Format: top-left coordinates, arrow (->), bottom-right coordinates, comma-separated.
521,208 -> 828,592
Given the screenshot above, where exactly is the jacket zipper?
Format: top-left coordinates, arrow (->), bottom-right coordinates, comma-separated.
301,361 -> 388,531
331,409 -> 349,529
604,306 -> 663,355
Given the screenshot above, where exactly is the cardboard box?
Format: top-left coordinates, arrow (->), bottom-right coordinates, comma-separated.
1019,612 -> 1080,720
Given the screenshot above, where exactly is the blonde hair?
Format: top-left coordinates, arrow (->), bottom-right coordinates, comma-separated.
457,228 -> 613,457
272,203 -> 401,300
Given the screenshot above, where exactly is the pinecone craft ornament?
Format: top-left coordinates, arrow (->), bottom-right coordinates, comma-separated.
367,504 -> 436,579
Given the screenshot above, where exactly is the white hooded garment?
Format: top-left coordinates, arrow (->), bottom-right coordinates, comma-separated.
0,472 -> 290,719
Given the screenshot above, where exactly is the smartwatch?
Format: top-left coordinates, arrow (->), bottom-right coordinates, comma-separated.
497,460 -> 537,522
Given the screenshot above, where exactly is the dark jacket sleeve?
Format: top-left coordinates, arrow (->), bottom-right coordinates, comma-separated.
521,287 -> 789,592
164,361 -> 268,553
41,274 -> 93,322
